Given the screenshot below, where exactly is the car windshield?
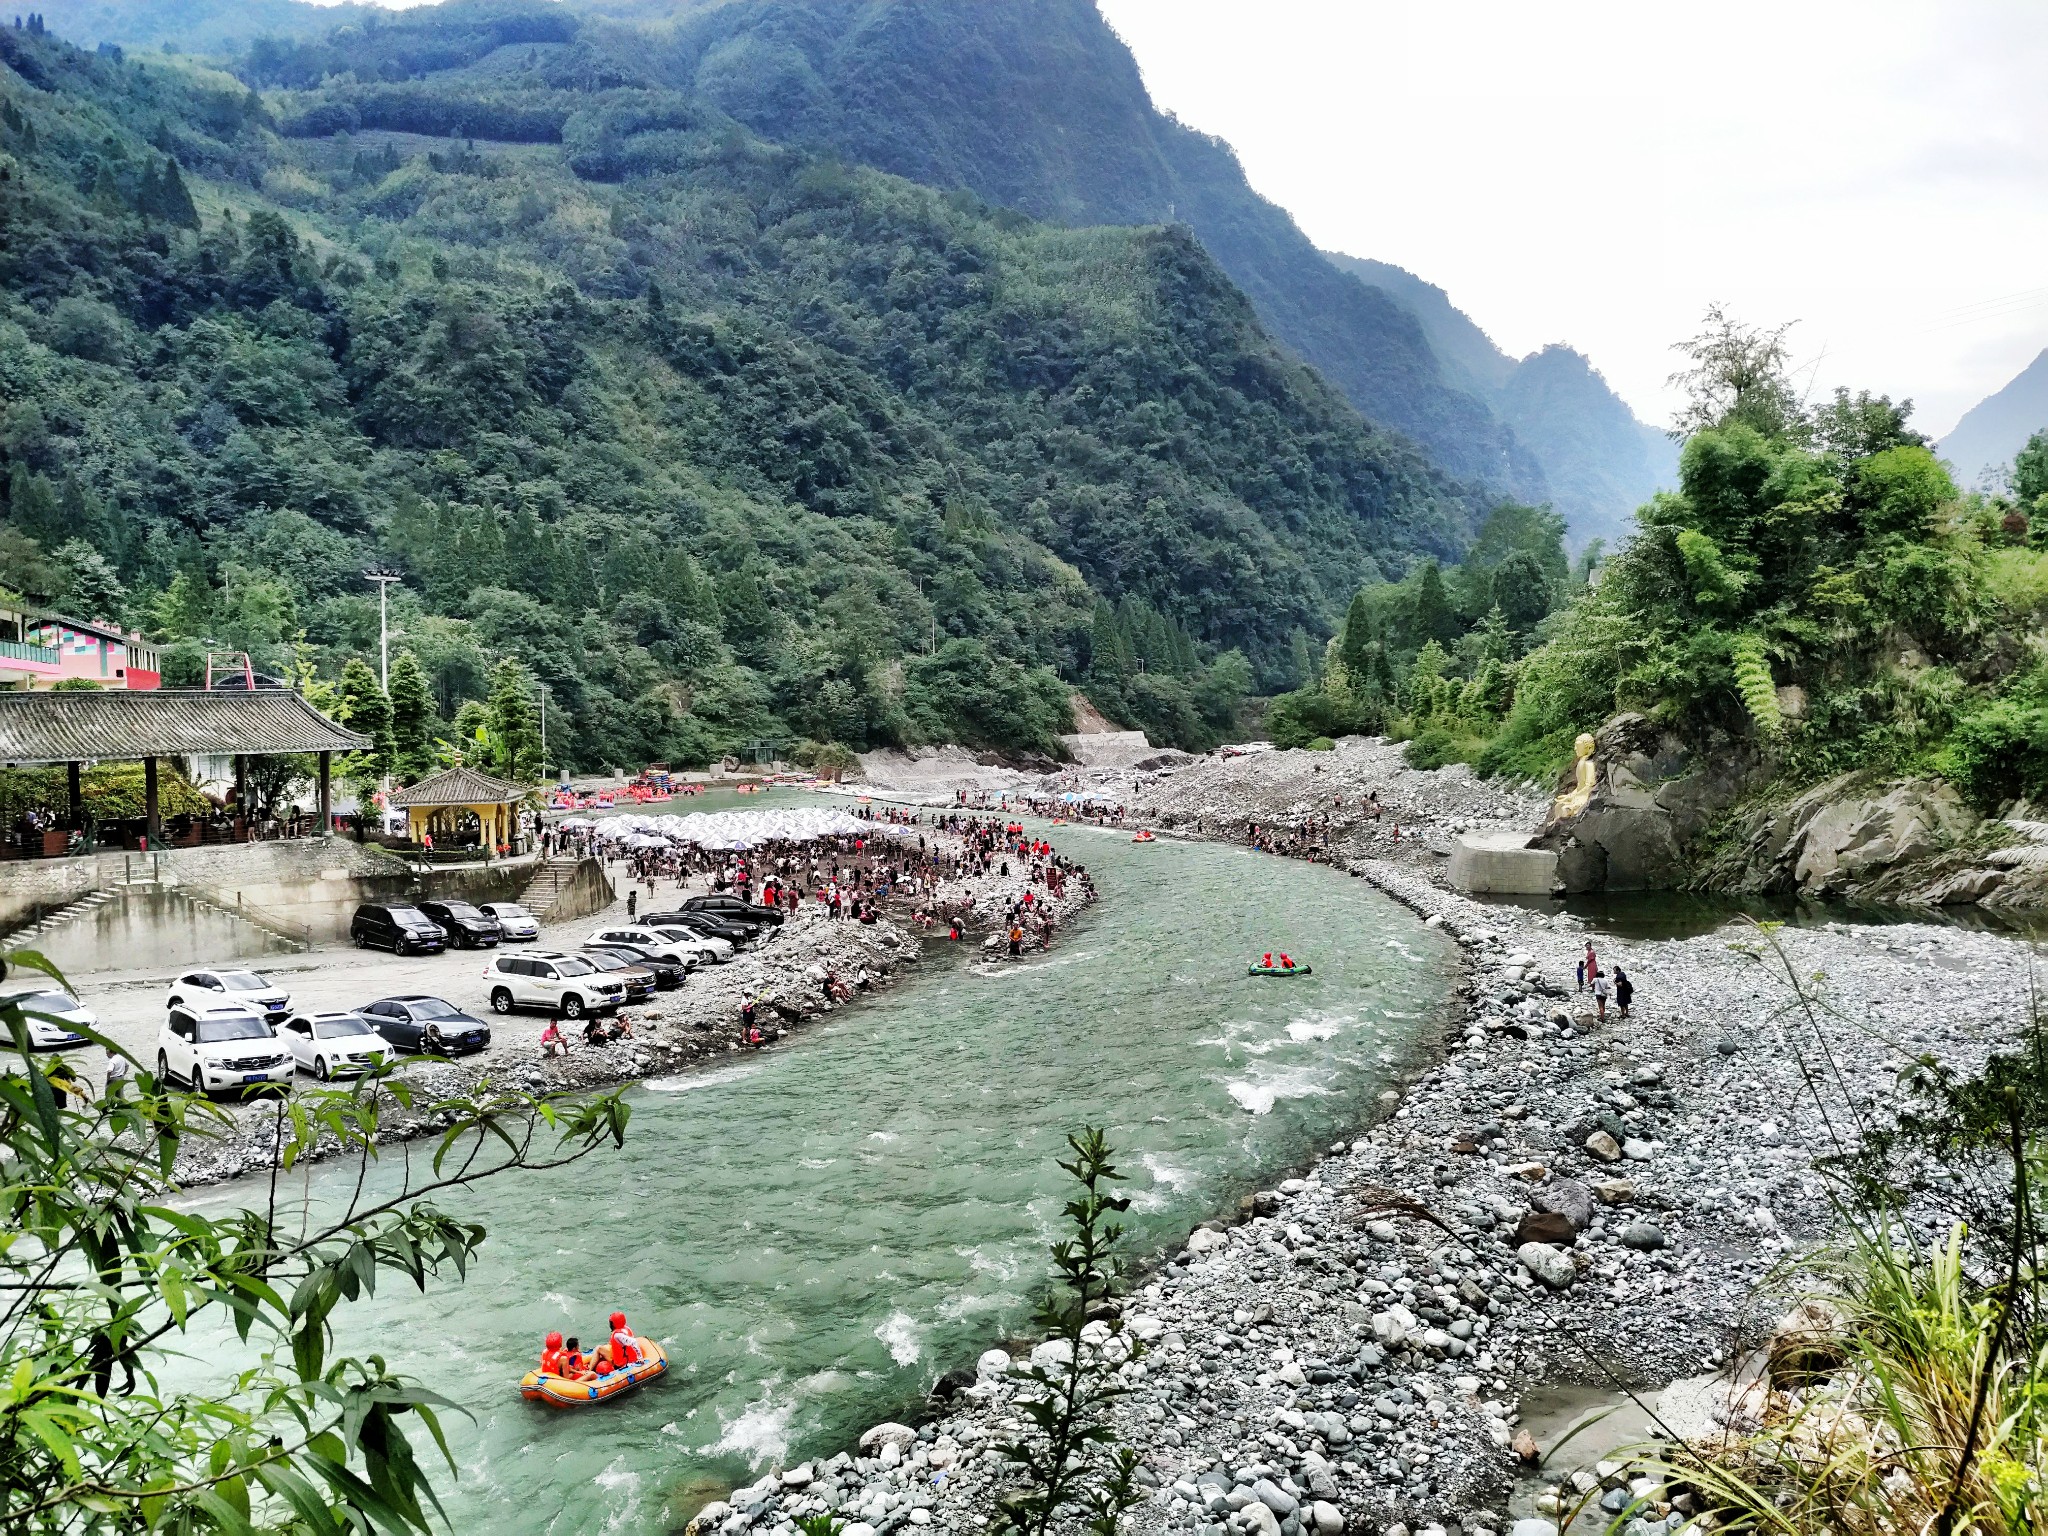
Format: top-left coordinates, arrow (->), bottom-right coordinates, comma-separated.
195,1016 -> 270,1043
316,1017 -> 375,1038
13,991 -> 77,1014
554,958 -> 594,977
220,972 -> 269,991
388,907 -> 431,925
491,904 -> 532,918
438,903 -> 484,920
407,999 -> 463,1019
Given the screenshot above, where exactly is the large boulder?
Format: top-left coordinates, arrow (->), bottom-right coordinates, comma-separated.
1532,714 -> 1761,892
1708,774 -> 1990,901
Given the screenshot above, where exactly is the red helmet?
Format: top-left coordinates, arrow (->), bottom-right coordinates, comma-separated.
546,1331 -> 563,1348
609,1311 -> 626,1330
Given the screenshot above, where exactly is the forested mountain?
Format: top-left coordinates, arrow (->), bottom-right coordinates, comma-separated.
0,12 -> 1486,773
32,0 -> 376,56
1325,253 -> 1675,545
1941,346 -> 2048,489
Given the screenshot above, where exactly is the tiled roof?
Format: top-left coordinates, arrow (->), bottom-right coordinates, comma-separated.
0,689 -> 367,765
386,764 -> 530,807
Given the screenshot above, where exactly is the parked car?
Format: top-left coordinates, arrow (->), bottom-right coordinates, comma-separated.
482,951 -> 625,1018
574,948 -> 656,1003
0,983 -> 95,1050
165,968 -> 291,1026
416,899 -> 501,949
681,893 -> 785,927
350,903 -> 449,955
641,908 -> 754,946
357,995 -> 493,1056
476,901 -> 539,941
589,923 -> 730,965
156,1002 -> 292,1095
278,1010 -> 396,1080
581,943 -> 686,990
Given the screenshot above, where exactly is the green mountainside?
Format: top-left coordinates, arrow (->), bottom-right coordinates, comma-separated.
0,13 -> 1484,773
1325,252 -> 1676,545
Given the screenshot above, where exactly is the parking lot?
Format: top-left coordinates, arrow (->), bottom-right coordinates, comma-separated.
35,898 -> 643,1089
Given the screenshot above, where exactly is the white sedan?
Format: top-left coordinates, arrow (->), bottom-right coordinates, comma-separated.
591,924 -> 730,965
277,1011 -> 396,1080
0,984 -> 95,1050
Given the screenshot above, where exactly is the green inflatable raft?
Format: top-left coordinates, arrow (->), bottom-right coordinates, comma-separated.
1246,964 -> 1312,978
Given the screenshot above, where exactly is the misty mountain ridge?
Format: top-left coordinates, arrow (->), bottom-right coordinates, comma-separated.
30,0 -> 1683,542
1940,346 -> 2048,490
1325,252 -> 1675,544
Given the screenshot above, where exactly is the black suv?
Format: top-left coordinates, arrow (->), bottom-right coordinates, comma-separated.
683,893 -> 785,927
643,909 -> 755,945
349,903 -> 449,955
416,899 -> 501,949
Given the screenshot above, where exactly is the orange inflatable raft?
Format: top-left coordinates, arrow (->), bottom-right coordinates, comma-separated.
1131,830 -> 1155,843
519,1339 -> 668,1407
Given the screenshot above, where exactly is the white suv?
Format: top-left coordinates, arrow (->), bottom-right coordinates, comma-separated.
483,951 -> 626,1019
278,1010 -> 396,1080
592,924 -> 729,965
166,968 -> 292,1027
157,1002 -> 292,1095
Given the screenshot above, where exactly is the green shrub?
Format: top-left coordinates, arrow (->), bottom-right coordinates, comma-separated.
1936,699 -> 2048,811
1305,736 -> 1335,751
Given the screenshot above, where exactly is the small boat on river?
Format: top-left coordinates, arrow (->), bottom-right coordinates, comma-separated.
1131,830 -> 1155,843
520,1340 -> 668,1407
1246,962 -> 1311,978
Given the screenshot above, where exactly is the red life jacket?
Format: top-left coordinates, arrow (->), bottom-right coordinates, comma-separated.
564,1349 -> 586,1375
612,1326 -> 641,1364
540,1344 -> 565,1375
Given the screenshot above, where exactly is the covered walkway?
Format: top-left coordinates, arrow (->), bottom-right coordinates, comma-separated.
0,689 -> 367,854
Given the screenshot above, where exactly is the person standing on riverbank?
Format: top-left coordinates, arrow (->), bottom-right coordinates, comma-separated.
1592,969 -> 1611,1022
1614,967 -> 1633,1019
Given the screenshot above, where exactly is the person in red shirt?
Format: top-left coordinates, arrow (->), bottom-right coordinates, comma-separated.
562,1336 -> 591,1379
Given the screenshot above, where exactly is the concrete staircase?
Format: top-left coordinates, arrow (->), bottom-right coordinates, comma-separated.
3,890 -> 117,954
520,857 -> 586,916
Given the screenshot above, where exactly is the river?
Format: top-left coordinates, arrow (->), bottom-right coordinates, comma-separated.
181,806 -> 1457,1533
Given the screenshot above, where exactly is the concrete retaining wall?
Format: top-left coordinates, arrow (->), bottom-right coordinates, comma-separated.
538,858 -> 615,923
1447,831 -> 1559,896
33,887 -> 303,975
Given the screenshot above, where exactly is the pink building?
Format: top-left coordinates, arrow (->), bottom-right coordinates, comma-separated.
0,606 -> 159,690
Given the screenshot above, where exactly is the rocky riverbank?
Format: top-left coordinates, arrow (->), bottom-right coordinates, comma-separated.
168,856 -> 1096,1189
693,745 -> 2037,1536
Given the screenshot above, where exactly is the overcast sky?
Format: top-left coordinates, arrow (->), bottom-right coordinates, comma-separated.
1096,0 -> 2048,436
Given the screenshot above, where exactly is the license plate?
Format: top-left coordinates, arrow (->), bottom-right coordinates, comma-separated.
243,1073 -> 270,1083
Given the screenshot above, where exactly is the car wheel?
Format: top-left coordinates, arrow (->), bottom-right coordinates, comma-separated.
315,1056 -> 331,1081
490,988 -> 514,1015
156,1050 -> 174,1087
354,932 -> 367,949
562,994 -> 585,1020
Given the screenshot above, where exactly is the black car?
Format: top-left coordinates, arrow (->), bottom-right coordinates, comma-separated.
350,903 -> 449,955
575,949 -> 656,1003
357,995 -> 492,1055
582,943 -> 686,990
643,909 -> 754,945
682,893 -> 785,927
416,899 -> 501,949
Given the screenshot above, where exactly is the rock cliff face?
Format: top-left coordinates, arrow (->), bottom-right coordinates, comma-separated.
1531,714 -> 1761,893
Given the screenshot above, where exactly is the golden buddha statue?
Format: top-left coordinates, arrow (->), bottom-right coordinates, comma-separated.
1551,732 -> 1599,821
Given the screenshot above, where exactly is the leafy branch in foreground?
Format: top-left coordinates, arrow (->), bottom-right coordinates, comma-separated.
992,1127 -> 1145,1536
0,946 -> 629,1534
1609,923 -> 2043,1536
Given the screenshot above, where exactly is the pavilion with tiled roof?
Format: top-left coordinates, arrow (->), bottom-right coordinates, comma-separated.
386,765 -> 532,855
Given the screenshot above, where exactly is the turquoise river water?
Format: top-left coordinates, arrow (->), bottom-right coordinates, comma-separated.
179,807 -> 1457,1533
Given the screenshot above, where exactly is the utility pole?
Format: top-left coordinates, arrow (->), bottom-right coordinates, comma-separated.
537,684 -> 548,781
363,569 -> 402,692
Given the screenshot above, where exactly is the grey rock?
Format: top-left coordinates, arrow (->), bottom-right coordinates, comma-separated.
1517,1241 -> 1576,1290
1583,1130 -> 1623,1162
1620,1221 -> 1667,1251
1254,1477 -> 1299,1517
1531,1177 -> 1596,1232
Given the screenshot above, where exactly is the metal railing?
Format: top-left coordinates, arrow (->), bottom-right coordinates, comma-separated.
0,638 -> 60,667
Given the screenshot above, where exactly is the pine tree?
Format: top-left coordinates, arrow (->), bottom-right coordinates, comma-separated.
136,159 -> 162,219
151,567 -> 214,640
1408,559 -> 1461,650
337,658 -> 394,773
1338,590 -> 1377,681
88,161 -> 127,217
485,658 -> 540,782
157,157 -> 198,228
7,464 -> 60,551
386,650 -> 433,784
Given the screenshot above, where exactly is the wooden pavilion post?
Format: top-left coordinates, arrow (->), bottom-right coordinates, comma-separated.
143,756 -> 160,848
316,751 -> 332,837
65,761 -> 81,830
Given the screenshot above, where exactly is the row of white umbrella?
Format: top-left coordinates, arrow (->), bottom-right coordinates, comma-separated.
554,807 -> 914,851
